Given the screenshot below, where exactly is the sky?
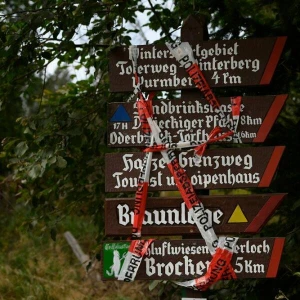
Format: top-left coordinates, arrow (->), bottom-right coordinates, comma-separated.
47,0 -> 176,81
128,0 -> 176,44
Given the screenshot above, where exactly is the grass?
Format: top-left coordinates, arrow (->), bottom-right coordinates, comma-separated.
0,204 -> 172,300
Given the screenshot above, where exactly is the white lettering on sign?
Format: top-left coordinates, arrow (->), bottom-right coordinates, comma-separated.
116,202 -> 223,227
122,154 -> 166,172
139,240 -> 270,277
240,115 -> 262,125
194,154 -> 253,170
117,61 -> 178,76
195,43 -> 239,59
109,128 -> 257,146
131,74 -> 194,89
145,256 -> 210,277
120,153 -> 253,173
234,257 -> 265,274
146,241 -> 210,257
111,152 -> 261,189
151,100 -> 245,115
114,42 -> 262,87
112,170 -> 260,189
110,131 -> 144,145
235,240 -> 270,254
108,99 -> 263,146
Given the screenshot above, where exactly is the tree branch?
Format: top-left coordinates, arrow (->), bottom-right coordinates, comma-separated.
147,0 -> 172,41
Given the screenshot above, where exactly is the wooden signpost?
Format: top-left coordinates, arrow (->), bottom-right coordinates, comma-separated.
109,37 -> 286,91
103,14 -> 287,297
105,146 -> 284,192
108,95 -> 287,147
102,238 -> 285,280
105,194 -> 287,236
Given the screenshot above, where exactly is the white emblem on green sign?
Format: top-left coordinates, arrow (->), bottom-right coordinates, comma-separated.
103,242 -> 130,279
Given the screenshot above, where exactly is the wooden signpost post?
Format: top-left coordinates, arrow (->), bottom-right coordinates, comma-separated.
103,14 -> 287,298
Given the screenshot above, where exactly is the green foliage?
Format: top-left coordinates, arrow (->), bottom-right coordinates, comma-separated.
1,0 -> 300,299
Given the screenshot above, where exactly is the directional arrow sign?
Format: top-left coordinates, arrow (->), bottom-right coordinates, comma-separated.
107,95 -> 287,147
109,37 -> 286,92
105,146 -> 285,192
104,194 -> 286,236
102,238 -> 285,280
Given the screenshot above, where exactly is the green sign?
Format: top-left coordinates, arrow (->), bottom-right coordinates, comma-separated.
102,242 -> 130,279
102,238 -> 285,281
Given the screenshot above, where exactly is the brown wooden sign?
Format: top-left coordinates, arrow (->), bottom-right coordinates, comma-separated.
109,37 -> 286,92
104,15 -> 287,288
104,194 -> 286,236
102,238 -> 285,280
105,146 -> 284,192
107,95 -> 287,147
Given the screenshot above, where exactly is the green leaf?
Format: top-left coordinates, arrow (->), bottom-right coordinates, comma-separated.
48,156 -> 57,166
41,51 -> 52,59
15,141 -> 29,157
23,127 -> 32,135
291,200 -> 300,211
41,159 -> 48,169
29,121 -> 36,130
57,156 -> 67,168
2,138 -> 19,151
52,28 -> 61,39
28,164 -> 42,179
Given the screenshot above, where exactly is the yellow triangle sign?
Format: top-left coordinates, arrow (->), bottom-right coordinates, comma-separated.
228,205 -> 248,223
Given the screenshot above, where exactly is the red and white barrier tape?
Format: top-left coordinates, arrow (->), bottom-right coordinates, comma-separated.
143,127 -> 233,154
117,239 -> 153,281
231,96 -> 242,143
166,41 -> 238,134
138,98 -> 225,255
131,93 -> 155,238
193,126 -> 233,165
117,45 -> 239,283
117,47 -> 154,282
175,236 -> 238,290
132,136 -> 154,238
